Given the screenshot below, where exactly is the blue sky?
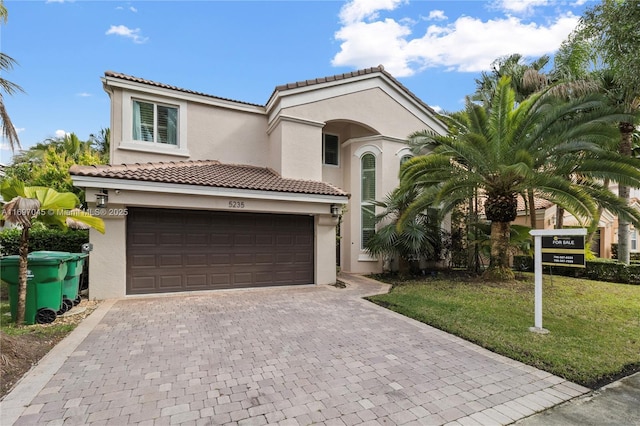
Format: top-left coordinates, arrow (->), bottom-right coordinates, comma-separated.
1,0 -> 593,163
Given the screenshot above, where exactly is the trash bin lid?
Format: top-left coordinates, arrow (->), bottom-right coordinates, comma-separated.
30,251 -> 77,261
0,255 -> 65,266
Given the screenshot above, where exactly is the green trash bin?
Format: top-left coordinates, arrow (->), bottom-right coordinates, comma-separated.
30,251 -> 87,307
0,255 -> 68,325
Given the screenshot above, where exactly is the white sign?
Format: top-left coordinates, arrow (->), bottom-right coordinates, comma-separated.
529,229 -> 587,334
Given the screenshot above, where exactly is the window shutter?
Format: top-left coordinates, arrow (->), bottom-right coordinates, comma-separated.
323,134 -> 339,165
135,101 -> 155,142
361,154 -> 376,202
157,105 -> 178,145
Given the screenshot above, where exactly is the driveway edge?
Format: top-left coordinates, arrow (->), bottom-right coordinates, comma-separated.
0,298 -> 118,426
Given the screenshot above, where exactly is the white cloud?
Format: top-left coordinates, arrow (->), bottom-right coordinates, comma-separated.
117,5 -> 138,13
427,10 -> 447,21
339,0 -> 406,24
332,1 -> 579,76
105,25 -> 148,44
76,92 -> 92,97
55,130 -> 69,138
491,0 -> 550,15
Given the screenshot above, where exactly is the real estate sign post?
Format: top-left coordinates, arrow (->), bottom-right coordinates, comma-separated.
529,228 -> 587,334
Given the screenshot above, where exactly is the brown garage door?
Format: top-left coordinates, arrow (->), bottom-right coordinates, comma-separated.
126,208 -> 314,295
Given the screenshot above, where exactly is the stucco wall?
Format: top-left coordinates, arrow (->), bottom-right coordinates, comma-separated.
88,212 -> 127,300
281,88 -> 433,139
109,87 -> 269,166
82,187 -> 342,299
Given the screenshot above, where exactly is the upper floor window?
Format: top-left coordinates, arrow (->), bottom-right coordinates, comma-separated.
133,100 -> 178,145
323,134 -> 339,166
120,92 -> 188,157
400,154 -> 412,166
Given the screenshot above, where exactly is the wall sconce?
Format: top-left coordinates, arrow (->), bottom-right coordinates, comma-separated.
95,191 -> 108,208
330,204 -> 340,218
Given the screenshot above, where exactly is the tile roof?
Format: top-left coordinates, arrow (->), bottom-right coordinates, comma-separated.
517,196 -> 554,211
270,65 -> 439,116
70,160 -> 349,197
104,66 -> 439,116
103,71 -> 264,108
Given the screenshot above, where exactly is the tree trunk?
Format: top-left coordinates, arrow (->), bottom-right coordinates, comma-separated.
527,190 -> 537,229
17,227 -> 29,325
484,221 -> 514,281
555,207 -> 565,229
618,122 -> 634,265
398,256 -> 411,277
586,178 -> 609,255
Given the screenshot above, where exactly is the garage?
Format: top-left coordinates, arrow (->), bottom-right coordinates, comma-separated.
126,207 -> 314,294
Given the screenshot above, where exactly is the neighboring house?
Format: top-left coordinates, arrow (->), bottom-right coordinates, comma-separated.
70,66 -> 448,299
513,193 -> 640,259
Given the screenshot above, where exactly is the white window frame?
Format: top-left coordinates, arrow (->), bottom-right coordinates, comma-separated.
360,152 -> 376,250
632,228 -> 638,251
120,92 -> 189,157
323,133 -> 340,166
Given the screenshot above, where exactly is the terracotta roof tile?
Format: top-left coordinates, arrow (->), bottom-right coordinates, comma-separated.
105,67 -> 439,117
270,65 -> 438,116
70,160 -> 349,197
103,71 -> 264,108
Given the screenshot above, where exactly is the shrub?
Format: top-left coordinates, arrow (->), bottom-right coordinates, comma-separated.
512,256 -> 639,285
513,255 -> 533,272
0,227 -> 89,255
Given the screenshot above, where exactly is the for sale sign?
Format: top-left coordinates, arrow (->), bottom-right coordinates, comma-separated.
540,235 -> 586,268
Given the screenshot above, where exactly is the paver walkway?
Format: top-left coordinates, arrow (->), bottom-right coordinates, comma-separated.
1,274 -> 588,425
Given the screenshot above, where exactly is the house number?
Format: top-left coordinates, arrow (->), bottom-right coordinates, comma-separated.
228,201 -> 245,209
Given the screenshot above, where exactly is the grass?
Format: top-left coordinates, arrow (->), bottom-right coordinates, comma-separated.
367,272 -> 640,388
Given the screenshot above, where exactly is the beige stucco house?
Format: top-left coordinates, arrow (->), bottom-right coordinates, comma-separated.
513,193 -> 640,259
70,66 -> 447,299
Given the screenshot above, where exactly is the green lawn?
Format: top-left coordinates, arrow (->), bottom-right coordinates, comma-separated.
367,273 -> 640,388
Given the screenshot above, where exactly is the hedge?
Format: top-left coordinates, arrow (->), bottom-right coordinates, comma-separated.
1,227 -> 90,290
0,227 -> 89,255
513,255 -> 640,285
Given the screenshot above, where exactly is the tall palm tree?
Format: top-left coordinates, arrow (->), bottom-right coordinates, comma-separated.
0,1 -> 23,151
565,0 -> 640,264
398,77 -> 640,281
1,179 -> 105,325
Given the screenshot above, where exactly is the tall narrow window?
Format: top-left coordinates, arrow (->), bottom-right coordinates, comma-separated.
361,153 -> 376,248
133,100 -> 178,145
400,154 -> 412,166
632,229 -> 637,251
323,134 -> 339,166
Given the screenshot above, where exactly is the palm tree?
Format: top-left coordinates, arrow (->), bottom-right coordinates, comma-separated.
89,128 -> 110,162
0,1 -> 23,151
1,179 -> 105,325
399,77 -> 640,281
364,186 -> 445,276
565,0 -> 640,264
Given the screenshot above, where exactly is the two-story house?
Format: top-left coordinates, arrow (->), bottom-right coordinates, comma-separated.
70,66 -> 447,299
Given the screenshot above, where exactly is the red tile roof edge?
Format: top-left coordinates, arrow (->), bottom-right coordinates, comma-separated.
104,66 -> 439,116
70,160 -> 349,198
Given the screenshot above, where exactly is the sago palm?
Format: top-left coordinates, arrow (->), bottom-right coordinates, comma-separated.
399,76 -> 640,281
364,186 -> 445,276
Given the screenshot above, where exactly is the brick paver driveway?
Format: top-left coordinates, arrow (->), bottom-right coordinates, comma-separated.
2,274 -> 587,425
